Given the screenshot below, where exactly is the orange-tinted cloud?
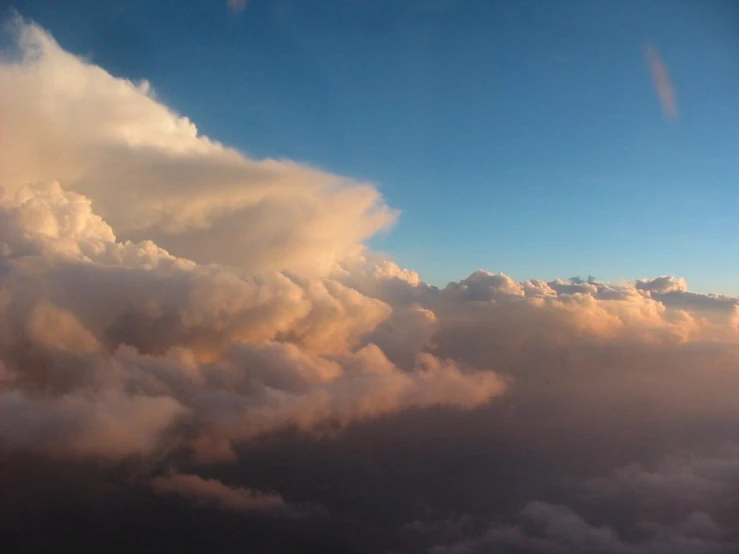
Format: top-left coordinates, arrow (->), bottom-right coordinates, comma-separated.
645,42 -> 679,120
2,21 -> 739,480
0,20 -> 396,276
152,474 -> 297,514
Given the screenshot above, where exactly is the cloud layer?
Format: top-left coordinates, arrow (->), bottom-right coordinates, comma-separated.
0,180 -> 504,462
1,19 -> 738,554
429,445 -> 739,553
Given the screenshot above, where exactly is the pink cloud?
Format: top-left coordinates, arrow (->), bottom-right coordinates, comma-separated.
645,43 -> 679,120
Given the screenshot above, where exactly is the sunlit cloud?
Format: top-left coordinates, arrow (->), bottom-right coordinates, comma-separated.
645,42 -> 679,120
0,19 -> 397,276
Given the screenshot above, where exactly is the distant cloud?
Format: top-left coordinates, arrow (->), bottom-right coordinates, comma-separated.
152,474 -> 295,514
645,42 -> 679,120
429,445 -> 739,553
430,501 -> 737,553
227,0 -> 248,14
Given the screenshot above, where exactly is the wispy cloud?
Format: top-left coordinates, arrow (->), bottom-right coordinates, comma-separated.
645,42 -> 679,120
227,0 -> 248,14
151,474 -> 323,516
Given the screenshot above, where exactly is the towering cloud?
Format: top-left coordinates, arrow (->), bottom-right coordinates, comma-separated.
0,19 -> 396,276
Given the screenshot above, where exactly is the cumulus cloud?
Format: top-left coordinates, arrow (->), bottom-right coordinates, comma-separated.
0,19 -> 396,276
0,20 -> 501,465
0,389 -> 187,459
0,181 -> 504,462
635,275 -> 688,294
5,174 -> 737,463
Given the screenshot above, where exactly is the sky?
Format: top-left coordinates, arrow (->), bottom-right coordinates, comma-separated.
4,3 -> 739,554
5,0 -> 739,292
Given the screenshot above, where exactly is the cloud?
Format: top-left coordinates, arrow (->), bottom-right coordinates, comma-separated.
581,444 -> 739,518
0,19 -> 397,276
645,43 -> 679,121
3,18 -> 739,554
6,173 -> 738,464
152,474 -> 307,515
430,501 -> 737,554
420,442 -> 739,553
0,389 -> 187,459
227,0 -> 249,14
0,181 -> 504,462
635,275 -> 688,294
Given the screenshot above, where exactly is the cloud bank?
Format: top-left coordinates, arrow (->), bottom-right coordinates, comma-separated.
1,18 -> 738,554
0,180 -> 504,462
430,445 -> 739,553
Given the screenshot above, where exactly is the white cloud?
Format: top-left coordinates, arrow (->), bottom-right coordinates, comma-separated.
0,19 -> 396,276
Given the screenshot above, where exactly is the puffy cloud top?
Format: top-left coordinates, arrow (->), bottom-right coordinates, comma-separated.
0,181 -> 504,462
0,20 -> 397,276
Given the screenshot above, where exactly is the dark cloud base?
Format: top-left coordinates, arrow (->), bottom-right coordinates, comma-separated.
4,401 -> 739,553
0,452 -> 377,554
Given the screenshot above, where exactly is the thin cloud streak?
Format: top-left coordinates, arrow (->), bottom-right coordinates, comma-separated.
645,42 -> 679,120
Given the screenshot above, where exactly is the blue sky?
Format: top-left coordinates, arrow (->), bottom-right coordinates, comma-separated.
6,0 -> 739,292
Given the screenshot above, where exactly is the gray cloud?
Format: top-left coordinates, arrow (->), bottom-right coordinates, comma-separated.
151,473 -> 321,516
430,501 -> 737,554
